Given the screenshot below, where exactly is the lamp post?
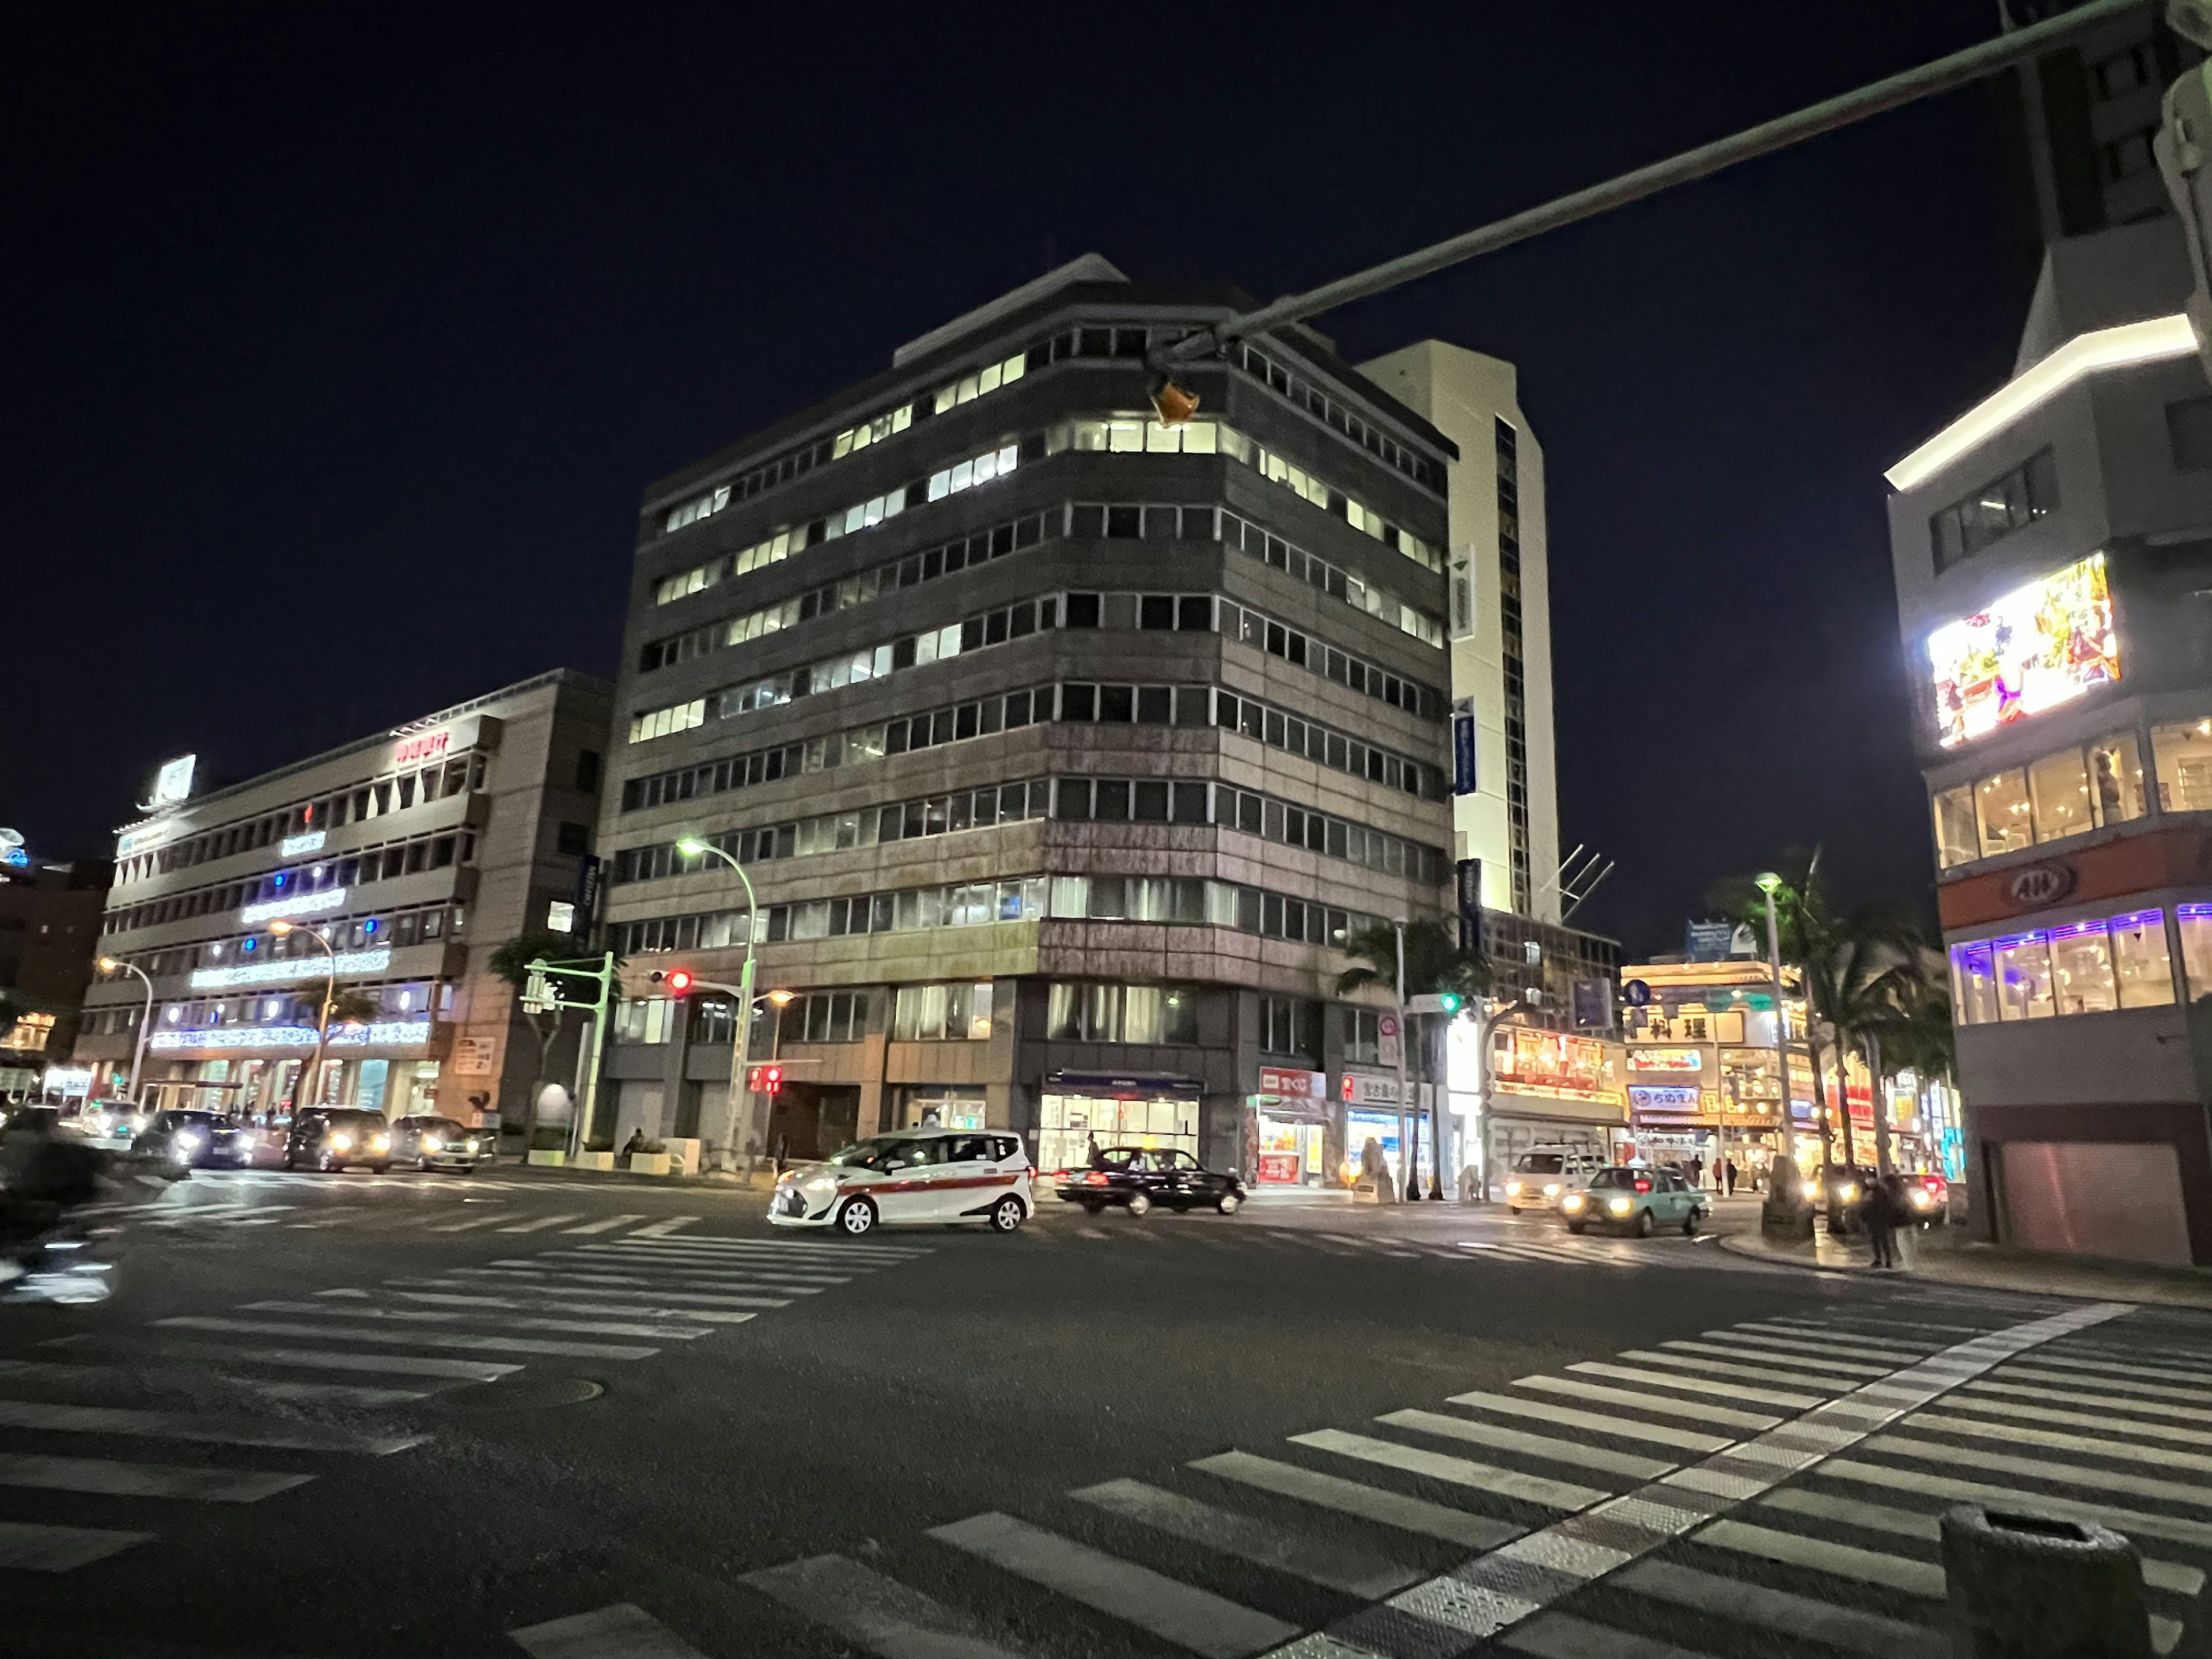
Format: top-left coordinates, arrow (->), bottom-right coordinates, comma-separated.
1468,993 -> 1534,1205
1391,922 -> 1416,1201
270,922 -> 337,1112
767,987 -> 794,1061
97,956 -> 155,1105
1756,873 -> 1799,1205
675,837 -> 759,1172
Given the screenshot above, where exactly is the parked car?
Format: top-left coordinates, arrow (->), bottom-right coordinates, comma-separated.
1903,1171 -> 1950,1226
283,1109 -> 393,1174
771,1128 -> 1032,1236
1054,1146 -> 1246,1218
386,1115 -> 491,1173
129,1109 -> 253,1171
1561,1165 -> 1710,1237
79,1100 -> 149,1142
1502,1146 -> 1606,1214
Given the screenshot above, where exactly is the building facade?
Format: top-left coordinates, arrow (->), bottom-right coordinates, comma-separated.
77,671 -> 612,1127
0,853 -> 110,1097
1888,216 -> 2212,1264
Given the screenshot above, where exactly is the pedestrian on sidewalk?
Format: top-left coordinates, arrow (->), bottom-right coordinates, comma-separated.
1721,1157 -> 1737,1196
1859,1174 -> 1903,1268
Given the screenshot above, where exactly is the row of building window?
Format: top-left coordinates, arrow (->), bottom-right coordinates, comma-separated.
97,903 -> 466,987
1054,777 -> 1446,882
1046,981 -> 1199,1046
1234,343 -> 1445,492
892,981 -> 996,1043
612,874 -> 1380,957
1219,507 -> 1444,649
1949,905 -> 2206,1024
1932,719 -> 2212,869
138,980 -> 448,1039
1929,448 -> 2059,575
103,833 -> 475,936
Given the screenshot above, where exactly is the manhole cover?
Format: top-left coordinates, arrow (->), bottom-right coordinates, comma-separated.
445,1376 -> 604,1412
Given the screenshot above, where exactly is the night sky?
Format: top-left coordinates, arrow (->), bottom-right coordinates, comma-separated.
4,5 -> 2042,955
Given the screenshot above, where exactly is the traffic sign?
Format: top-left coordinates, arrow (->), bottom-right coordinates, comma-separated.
1623,979 -> 1652,1007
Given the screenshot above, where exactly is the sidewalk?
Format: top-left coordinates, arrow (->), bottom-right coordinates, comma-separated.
1719,1215 -> 2212,1308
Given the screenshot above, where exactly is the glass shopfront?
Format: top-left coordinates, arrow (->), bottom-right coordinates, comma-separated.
1256,1111 -> 1325,1185
1036,1073 -> 1199,1173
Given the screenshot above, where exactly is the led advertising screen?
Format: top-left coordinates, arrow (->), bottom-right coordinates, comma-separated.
1927,552 -> 2118,748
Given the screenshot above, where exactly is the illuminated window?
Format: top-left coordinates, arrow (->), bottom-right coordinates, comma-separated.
1994,933 -> 2055,1021
1931,786 -> 1978,870
2181,905 -> 2212,1002
2112,910 -> 2176,1009
2027,748 -> 2094,843
2047,920 -> 2116,1016
1974,771 -> 2035,858
2089,733 -> 2147,825
2152,718 -> 2212,812
892,982 -> 993,1042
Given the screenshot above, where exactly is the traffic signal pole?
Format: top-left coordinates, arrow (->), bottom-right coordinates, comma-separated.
527,953 -> 615,1158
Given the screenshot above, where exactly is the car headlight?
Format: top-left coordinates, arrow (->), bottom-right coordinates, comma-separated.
371,1134 -> 391,1152
802,1173 -> 838,1192
1910,1188 -> 1934,1209
423,1135 -> 443,1152
1562,1193 -> 1585,1211
1607,1196 -> 1633,1215
329,1134 -> 353,1151
1839,1183 -> 1858,1203
464,1138 -> 480,1153
1543,1183 -> 1562,1198
173,1133 -> 202,1154
1802,1179 -> 1820,1202
1504,1180 -> 1522,1195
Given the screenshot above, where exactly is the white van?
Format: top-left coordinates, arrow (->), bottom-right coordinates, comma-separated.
1502,1145 -> 1607,1214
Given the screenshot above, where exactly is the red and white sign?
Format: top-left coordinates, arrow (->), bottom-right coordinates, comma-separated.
1339,1072 -> 1403,1107
1257,1067 -> 1326,1101
393,729 -> 453,767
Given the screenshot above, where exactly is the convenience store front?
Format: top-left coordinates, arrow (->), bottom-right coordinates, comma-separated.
1035,1071 -> 1201,1176
1252,1066 -> 1330,1187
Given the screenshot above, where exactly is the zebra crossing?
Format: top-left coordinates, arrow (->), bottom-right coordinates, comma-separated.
685,1298 -> 2207,1659
0,1229 -> 925,1588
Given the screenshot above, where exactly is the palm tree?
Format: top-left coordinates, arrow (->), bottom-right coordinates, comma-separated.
1335,919 -> 1488,1198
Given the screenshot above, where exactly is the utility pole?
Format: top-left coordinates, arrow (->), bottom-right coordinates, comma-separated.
527,953 -> 616,1158
1392,923 -> 1413,1201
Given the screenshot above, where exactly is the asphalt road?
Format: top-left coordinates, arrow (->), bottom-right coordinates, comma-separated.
1,1167 -> 2205,1659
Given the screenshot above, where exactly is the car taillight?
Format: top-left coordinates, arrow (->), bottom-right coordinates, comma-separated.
1634,1179 -> 1652,1194
1922,1176 -> 1943,1191
1084,1172 -> 1109,1185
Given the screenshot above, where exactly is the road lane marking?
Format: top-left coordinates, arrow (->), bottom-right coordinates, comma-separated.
0,1451 -> 310,1502
1698,1517 -> 1942,1597
2013,1351 -> 2212,1387
0,1520 -> 154,1572
1292,1428 -> 1609,1510
42,1332 -> 522,1382
1819,1457 -> 2212,1550
1072,1476 -> 1422,1599
1510,1376 -> 1781,1433
1445,1390 -> 1733,1454
1997,1363 -> 2212,1404
429,1269 -> 796,1306
0,1354 -> 427,1408
1378,1409 -> 1674,1482
2048,1339 -> 2212,1373
627,1216 -> 700,1237
0,1395 -> 423,1455
1962,1375 -> 2209,1421
1188,1450 -> 1521,1549
1656,1340 -> 1887,1379
1618,1350 -> 1850,1392
1566,1361 -> 1822,1412
603,1235 -> 923,1261
498,1214 -> 584,1234
156,1315 -> 657,1362
740,1552 -> 1029,1658
1612,1557 -> 1943,1659
381,1291 -> 757,1326
563,1214 -> 646,1234
929,1510 -> 1298,1658
509,1601 -> 713,1658
241,1300 -> 710,1343
525,1255 -> 848,1288
1719,1328 -> 1930,1364
1766,1313 -> 1991,1339
1502,1611 -> 1718,1659
1904,1409 -> 2212,1474
1865,1433 -> 2212,1510
1935,1391 -> 2212,1446
427,1211 -> 515,1233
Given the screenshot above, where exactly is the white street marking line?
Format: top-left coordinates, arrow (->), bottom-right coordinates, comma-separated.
564,1214 -> 647,1234
427,1212 -> 515,1233
1614,1556 -> 1943,1659
1623,1348 -> 1854,1389
1819,1457 -> 2212,1550
1867,1433 -> 2212,1510
55,1336 -> 520,1382
740,1552 -> 1029,1658
241,1300 -> 709,1343
528,1259 -> 845,1289
1503,1611 -> 1712,1659
559,1250 -> 851,1282
627,1216 -> 700,1237
1292,1427 -> 1609,1510
1378,1408 -> 1673,1482
1720,1327 -> 1930,1363
1511,1375 -> 1781,1433
0,1520 -> 154,1572
1760,1486 -> 2204,1597
384,1291 -> 756,1325
1699,1517 -> 1944,1597
1766,1313 -> 1990,1338
156,1315 -> 657,1362
509,1601 -> 712,1658
1907,1409 -> 2212,1474
1567,1361 -> 1821,1412
2048,1340 -> 2212,1374
1073,1476 -> 1421,1599
2018,1351 -> 2212,1387
1657,1339 -> 1887,1378
1941,1390 -> 2212,1446
0,1450 -> 310,1502
499,1214 -> 584,1234
929,1510 -> 1297,1659
0,1354 -> 427,1408
1446,1389 -> 1732,1453
1998,1363 -> 2212,1405
1188,1449 -> 1521,1549
427,1270 -> 793,1308
0,1395 -> 423,1455
1964,1375 -> 2209,1422
606,1238 -> 921,1263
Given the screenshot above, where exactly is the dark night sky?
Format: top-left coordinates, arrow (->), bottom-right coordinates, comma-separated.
3,5 -> 2040,955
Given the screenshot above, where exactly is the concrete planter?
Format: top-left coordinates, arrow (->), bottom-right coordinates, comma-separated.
663,1138 -> 702,1175
573,1151 -> 616,1173
629,1152 -> 672,1176
526,1150 -> 566,1168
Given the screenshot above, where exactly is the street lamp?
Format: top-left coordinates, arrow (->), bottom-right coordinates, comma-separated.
97,956 -> 154,1105
270,922 -> 337,1112
673,837 -> 760,1171
766,987 -> 795,1062
1755,873 -> 1800,1203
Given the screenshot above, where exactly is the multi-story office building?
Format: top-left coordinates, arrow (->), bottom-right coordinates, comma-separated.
0,853 -> 111,1096
1887,215 -> 2212,1264
78,671 -> 612,1126
600,256 -> 1478,1183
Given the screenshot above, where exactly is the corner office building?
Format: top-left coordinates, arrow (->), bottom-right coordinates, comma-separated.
600,255 -> 1606,1180
78,671 -> 612,1125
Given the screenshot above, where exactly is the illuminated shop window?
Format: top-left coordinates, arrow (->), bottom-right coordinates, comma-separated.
1994,933 -> 2055,1021
2152,718 -> 2212,813
1932,731 -> 2147,870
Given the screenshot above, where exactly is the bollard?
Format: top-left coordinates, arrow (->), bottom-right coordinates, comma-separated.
1940,1505 -> 2151,1658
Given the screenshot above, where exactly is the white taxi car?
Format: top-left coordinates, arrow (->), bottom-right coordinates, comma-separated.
770,1127 -> 1033,1236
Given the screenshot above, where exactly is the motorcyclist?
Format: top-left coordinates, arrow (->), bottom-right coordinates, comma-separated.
0,1113 -> 106,1249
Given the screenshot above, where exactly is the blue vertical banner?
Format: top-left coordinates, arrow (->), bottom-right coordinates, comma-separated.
572,854 -> 603,939
1452,712 -> 1478,796
1456,859 -> 1483,959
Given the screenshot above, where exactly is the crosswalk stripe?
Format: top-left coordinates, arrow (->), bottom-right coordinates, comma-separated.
509,1600 -> 712,1658
2048,1340 -> 2212,1374
431,1268 -> 797,1306
1938,1391 -> 2212,1447
1721,1328 -> 1930,1364
563,1215 -> 647,1235
44,1332 -> 522,1382
499,1214 -> 584,1234
1567,1361 -> 1822,1412
543,1255 -> 849,1287
0,1395 -> 423,1455
1963,1376 -> 2209,1422
1073,1476 -> 1421,1599
740,1552 -> 1029,1658
928,1510 -> 1298,1658
0,1450 -> 310,1502
627,1216 -> 700,1237
1697,1517 -> 1945,1597
0,1355 -> 427,1408
1820,1457 -> 2212,1550
156,1315 -> 659,1362
1376,1408 -> 1673,1482
2017,1352 -> 2212,1387
1512,1374 -> 1782,1433
1767,1313 -> 1992,1339
1612,1556 -> 1944,1659
1503,1611 -> 1711,1659
1614,1351 -> 1844,1396
607,1235 -> 923,1262
428,1211 -> 514,1233
1998,1363 -> 2212,1405
1446,1389 -> 1732,1453
1758,1487 -> 2205,1597
1867,1433 -> 2212,1510
381,1291 -> 757,1326
244,1299 -> 710,1343
0,1520 -> 154,1572
1907,1410 -> 2212,1475
1656,1340 -> 1885,1378
1291,1427 -> 1609,1510
1187,1449 -> 1521,1549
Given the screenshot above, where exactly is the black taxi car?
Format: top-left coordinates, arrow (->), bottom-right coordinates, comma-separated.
283,1108 -> 393,1174
1054,1146 -> 1246,1217
129,1109 -> 254,1171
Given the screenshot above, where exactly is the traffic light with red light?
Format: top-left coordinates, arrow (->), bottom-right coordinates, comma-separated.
650,968 -> 695,995
748,1065 -> 783,1094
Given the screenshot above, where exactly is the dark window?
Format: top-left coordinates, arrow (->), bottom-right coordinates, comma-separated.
556,823 -> 590,857
1929,449 -> 2060,571
2169,396 -> 2212,473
